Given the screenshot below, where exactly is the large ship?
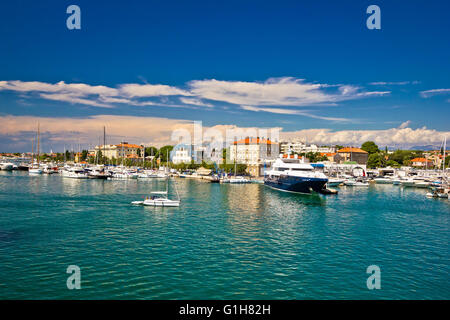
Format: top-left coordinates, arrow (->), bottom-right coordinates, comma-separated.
264,155 -> 328,194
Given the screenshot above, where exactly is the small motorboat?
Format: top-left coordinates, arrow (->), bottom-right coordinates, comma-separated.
373,177 -> 392,184
228,176 -> 251,184
29,167 -> 43,175
132,177 -> 180,207
133,192 -> 180,207
426,187 -> 449,199
327,178 -> 345,187
344,179 -> 369,187
414,181 -> 430,188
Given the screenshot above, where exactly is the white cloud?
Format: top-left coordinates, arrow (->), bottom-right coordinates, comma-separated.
0,78 -> 390,113
398,120 -> 411,129
281,126 -> 449,148
179,97 -> 213,107
189,77 -> 389,107
369,81 -> 420,86
40,93 -> 112,108
119,83 -> 192,97
420,88 -> 450,98
240,105 -> 350,121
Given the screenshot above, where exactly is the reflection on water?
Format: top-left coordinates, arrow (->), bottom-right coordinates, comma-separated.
0,171 -> 449,299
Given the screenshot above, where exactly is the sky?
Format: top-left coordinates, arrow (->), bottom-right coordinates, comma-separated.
0,0 -> 449,152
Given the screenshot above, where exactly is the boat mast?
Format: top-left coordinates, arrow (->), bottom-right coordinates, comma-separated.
31,138 -> 34,164
37,122 -> 40,166
234,141 -> 237,177
151,148 -> 153,170
121,139 -> 124,167
103,126 -> 106,166
443,136 -> 447,176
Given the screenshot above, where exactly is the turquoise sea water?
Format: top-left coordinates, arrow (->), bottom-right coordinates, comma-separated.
0,171 -> 448,299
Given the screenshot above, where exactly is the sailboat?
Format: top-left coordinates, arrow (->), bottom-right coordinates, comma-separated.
227,142 -> 250,183
29,123 -> 43,175
132,176 -> 180,207
427,136 -> 449,199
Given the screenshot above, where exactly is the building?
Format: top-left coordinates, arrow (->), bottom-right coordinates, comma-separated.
171,145 -> 192,164
74,152 -> 83,163
94,142 -> 142,160
280,140 -> 336,154
320,152 -> 337,163
229,137 -> 279,176
334,147 -> 368,165
410,157 -> 433,168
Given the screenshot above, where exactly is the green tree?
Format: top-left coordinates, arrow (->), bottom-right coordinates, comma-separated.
145,146 -> 158,158
81,150 -> 88,161
159,145 -> 174,163
222,148 -> 227,164
361,141 -> 380,155
367,153 -> 386,168
386,160 -> 400,168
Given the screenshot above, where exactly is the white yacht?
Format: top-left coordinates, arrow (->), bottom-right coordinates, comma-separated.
264,155 -> 328,194
0,162 -> 14,171
62,166 -> 89,179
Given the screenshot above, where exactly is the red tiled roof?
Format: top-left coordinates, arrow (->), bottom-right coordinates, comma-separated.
126,154 -> 140,159
411,158 -> 432,163
338,147 -> 368,154
282,154 -> 303,159
320,152 -> 336,157
233,138 -> 276,145
116,143 -> 142,149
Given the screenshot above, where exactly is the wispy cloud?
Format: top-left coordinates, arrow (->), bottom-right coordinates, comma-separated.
398,120 -> 411,129
369,81 -> 420,86
0,78 -> 390,114
119,83 -> 192,98
420,88 -> 450,98
240,105 -> 350,122
179,97 -> 214,107
189,77 -> 389,107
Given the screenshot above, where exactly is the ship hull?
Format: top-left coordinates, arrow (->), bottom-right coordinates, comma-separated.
264,175 -> 328,194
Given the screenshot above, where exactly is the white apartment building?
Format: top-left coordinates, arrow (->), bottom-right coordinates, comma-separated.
94,142 -> 142,159
172,146 -> 192,164
280,141 -> 335,154
229,137 -> 279,176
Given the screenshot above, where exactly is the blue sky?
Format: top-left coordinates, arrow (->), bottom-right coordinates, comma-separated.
0,0 -> 449,151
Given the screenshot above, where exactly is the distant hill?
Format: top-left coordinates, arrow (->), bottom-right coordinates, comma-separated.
408,145 -> 438,151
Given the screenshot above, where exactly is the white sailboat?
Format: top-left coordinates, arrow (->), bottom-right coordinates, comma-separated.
29,123 -> 43,175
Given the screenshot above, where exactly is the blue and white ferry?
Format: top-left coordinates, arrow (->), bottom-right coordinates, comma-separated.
264,155 -> 328,194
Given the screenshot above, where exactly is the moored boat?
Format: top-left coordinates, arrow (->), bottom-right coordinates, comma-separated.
264,155 -> 328,194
